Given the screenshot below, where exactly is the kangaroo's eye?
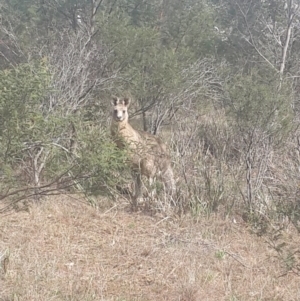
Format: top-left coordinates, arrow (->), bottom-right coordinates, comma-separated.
123,110 -> 126,114
114,109 -> 117,114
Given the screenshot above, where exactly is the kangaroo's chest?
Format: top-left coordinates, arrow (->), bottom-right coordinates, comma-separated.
112,125 -> 142,148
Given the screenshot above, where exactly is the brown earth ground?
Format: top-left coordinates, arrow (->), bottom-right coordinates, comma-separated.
0,196 -> 300,301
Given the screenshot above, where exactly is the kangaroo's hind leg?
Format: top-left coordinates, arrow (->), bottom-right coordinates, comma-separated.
132,171 -> 142,208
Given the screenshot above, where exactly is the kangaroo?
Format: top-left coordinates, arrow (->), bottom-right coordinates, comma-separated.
110,96 -> 175,206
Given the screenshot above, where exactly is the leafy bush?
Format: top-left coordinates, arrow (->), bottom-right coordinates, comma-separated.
0,61 -> 128,209
226,69 -> 293,141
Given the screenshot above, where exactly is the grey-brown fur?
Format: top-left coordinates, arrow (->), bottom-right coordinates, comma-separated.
110,96 -> 175,204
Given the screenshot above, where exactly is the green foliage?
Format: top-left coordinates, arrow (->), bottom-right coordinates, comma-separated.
98,0 -> 218,114
160,0 -> 217,59
73,125 -> 129,195
0,61 -> 49,162
100,13 -> 181,111
226,69 -> 294,142
0,60 -> 128,201
215,250 -> 226,260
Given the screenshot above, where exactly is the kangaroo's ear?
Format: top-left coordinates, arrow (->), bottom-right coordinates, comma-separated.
124,97 -> 130,107
112,96 -> 119,106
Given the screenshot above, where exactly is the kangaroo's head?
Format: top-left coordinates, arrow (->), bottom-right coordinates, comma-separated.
111,97 -> 130,123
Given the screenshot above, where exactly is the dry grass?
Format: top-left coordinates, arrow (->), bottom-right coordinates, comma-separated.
0,196 -> 300,301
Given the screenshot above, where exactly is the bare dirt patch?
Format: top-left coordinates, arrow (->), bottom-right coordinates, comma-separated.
0,196 -> 299,301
